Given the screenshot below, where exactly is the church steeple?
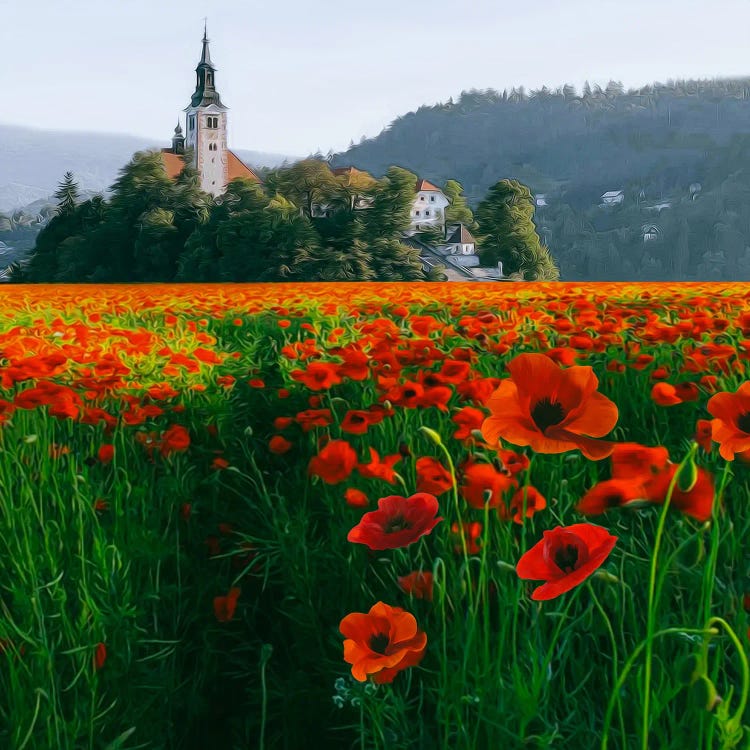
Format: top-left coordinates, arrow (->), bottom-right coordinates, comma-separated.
190,23 -> 226,109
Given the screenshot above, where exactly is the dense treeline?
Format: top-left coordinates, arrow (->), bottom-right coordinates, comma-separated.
332,77 -> 750,280
12,154 -> 447,283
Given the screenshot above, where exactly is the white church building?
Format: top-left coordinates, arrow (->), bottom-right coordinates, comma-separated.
160,27 -> 260,193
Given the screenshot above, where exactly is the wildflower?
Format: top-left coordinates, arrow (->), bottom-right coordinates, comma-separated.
481,353 -> 618,460
340,601 -> 427,683
451,521 -> 482,555
308,440 -> 358,484
356,448 -> 401,484
345,488 -> 369,508
415,457 -> 453,496
460,460 -> 516,510
347,493 -> 442,550
97,444 -> 115,464
516,523 -> 617,601
397,571 -> 434,601
93,642 -> 107,671
214,587 -> 241,623
509,486 -> 547,524
269,435 -> 293,454
707,383 -> 750,460
160,424 -> 191,457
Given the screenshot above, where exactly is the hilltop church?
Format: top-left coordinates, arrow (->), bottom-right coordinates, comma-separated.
160,27 -> 260,194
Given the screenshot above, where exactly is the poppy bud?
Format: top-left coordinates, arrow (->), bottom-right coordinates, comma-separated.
676,453 -> 699,493
419,426 -> 443,447
383,400 -> 392,410
398,440 -> 411,458
470,429 -> 485,442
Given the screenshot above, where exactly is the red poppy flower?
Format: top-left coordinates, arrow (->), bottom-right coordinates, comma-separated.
308,440 -> 358,484
345,488 -> 369,508
451,521 -> 482,554
707,383 -> 750,460
214,587 -> 241,622
340,601 -> 427,684
481,353 -> 618,460
397,571 -> 434,601
496,449 -> 530,476
516,523 -> 618,601
290,362 -> 342,391
694,419 -> 713,453
509,486 -> 547,524
160,424 -> 191,457
341,410 -> 374,435
93,642 -> 107,671
269,435 -> 293,454
357,448 -> 401,484
97,444 -> 114,464
347,493 -> 442,550
415,457 -> 453,496
451,406 -> 486,441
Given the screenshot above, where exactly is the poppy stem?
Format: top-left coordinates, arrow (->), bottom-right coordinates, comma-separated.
587,581 -> 626,746
641,443 -> 699,750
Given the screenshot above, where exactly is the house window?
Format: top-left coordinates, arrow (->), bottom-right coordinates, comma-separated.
430,196 -> 435,202
207,73 -> 213,86
206,116 -> 218,129
189,115 -> 195,130
415,210 -> 420,217
425,210 -> 430,217
420,196 -> 425,201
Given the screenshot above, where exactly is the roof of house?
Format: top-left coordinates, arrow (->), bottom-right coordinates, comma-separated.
160,148 -> 261,184
446,224 -> 477,245
227,150 -> 261,183
602,190 -> 624,198
415,178 -> 442,193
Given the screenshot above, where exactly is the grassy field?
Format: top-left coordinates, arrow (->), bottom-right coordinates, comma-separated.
0,282 -> 748,750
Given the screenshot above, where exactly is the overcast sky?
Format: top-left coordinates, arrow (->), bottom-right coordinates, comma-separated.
2,0 -> 750,156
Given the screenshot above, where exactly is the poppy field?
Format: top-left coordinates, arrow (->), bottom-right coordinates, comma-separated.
1,281 -> 750,750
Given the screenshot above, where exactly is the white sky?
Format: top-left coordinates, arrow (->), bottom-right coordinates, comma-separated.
2,0 -> 749,155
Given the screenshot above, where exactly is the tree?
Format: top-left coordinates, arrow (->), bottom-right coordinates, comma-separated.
475,179 -> 560,280
443,180 -> 475,227
54,172 -> 81,217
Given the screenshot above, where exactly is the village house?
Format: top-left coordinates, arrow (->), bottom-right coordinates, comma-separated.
601,190 -> 624,206
642,224 -> 661,242
409,179 -> 450,234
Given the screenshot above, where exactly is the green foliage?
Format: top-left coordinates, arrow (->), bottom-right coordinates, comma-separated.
475,179 -> 560,280
443,180 -> 475,228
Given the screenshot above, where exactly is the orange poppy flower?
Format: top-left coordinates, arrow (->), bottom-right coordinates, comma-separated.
460,460 -> 517,510
97,444 -> 115,464
415,457 -> 453,496
694,420 -> 713,453
509,486 -> 547,524
451,406 -> 486,441
340,601 -> 427,683
345,488 -> 369,508
707,383 -> 750,460
160,425 -> 191,456
481,353 -> 618,460
290,362 -> 342,391
450,521 -> 482,555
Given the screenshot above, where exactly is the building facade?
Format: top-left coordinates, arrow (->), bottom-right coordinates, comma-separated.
161,27 -> 259,193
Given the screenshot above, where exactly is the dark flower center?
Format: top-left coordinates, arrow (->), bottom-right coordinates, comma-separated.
554,544 -> 581,573
350,414 -> 366,424
384,514 -> 412,534
404,388 -> 418,399
369,633 -> 390,654
737,412 -> 750,434
603,493 -> 622,508
531,398 -> 566,433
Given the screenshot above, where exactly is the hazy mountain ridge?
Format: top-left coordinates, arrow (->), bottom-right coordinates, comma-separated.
0,123 -> 298,212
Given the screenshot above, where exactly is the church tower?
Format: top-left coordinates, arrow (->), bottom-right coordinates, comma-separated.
184,25 -> 229,196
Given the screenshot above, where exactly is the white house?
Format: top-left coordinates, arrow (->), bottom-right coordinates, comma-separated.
409,178 -> 450,233
601,190 -> 624,206
535,194 -> 548,207
435,224 -> 480,267
642,224 -> 661,242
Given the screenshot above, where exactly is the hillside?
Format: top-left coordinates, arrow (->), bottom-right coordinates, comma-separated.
0,123 -> 297,212
330,78 -> 750,280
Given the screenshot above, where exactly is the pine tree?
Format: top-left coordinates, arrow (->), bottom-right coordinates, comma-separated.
54,172 -> 80,217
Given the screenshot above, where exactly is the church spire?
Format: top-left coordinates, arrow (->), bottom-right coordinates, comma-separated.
189,23 -> 226,109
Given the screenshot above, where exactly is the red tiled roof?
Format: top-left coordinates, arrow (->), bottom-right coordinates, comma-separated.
415,178 -> 441,192
160,148 -> 261,185
161,149 -> 187,179
227,150 -> 261,183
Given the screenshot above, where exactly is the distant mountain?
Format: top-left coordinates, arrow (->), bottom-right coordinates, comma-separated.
0,123 -> 299,212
